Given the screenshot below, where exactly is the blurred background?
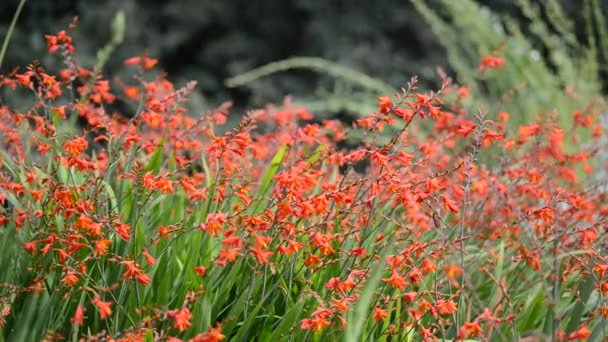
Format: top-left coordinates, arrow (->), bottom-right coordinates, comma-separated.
1,0 -> 606,125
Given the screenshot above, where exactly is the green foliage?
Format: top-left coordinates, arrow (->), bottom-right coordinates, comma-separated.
226,0 -> 608,139
412,0 -> 606,131
1,1 -> 608,341
92,10 -> 125,73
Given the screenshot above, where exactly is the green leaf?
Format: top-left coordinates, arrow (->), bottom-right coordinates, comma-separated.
0,0 -> 25,69
111,10 -> 126,45
254,144 -> 287,212
566,269 -> 596,335
267,300 -> 305,341
101,180 -> 119,217
145,137 -> 166,175
344,245 -> 392,342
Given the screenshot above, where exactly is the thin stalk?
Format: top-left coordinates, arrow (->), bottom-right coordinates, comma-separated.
0,0 -> 26,69
551,196 -> 560,341
456,111 -> 484,334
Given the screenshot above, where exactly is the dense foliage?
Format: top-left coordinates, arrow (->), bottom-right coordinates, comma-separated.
0,14 -> 607,341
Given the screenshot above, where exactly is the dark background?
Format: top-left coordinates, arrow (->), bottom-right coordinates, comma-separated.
0,0 -> 589,116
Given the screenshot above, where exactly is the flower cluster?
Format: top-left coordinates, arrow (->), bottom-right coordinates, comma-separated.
0,22 -> 606,342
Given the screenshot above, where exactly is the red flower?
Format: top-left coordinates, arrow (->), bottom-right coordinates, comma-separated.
92,295 -> 113,320
71,305 -> 85,325
114,222 -> 131,241
194,266 -> 207,276
382,269 -> 409,291
142,248 -> 156,266
378,96 -> 393,114
373,307 -> 388,321
168,307 -> 192,332
61,271 -> 79,287
569,325 -> 591,341
457,321 -> 483,339
300,307 -> 332,332
441,194 -> 459,213
458,86 -> 470,98
124,53 -> 158,70
479,52 -> 505,71
64,137 -> 88,157
191,324 -> 225,342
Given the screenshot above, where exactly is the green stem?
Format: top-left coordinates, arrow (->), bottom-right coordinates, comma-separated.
0,0 -> 26,70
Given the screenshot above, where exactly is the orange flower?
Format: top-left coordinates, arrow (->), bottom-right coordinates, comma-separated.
499,111 -> 510,122
76,214 -> 103,237
599,304 -> 608,319
251,247 -> 273,265
382,269 -> 409,291
170,307 -> 192,332
304,254 -> 321,269
377,96 -> 393,114
403,291 -> 417,304
120,260 -> 150,285
94,239 -> 112,256
191,324 -> 225,342
64,137 -> 88,157
92,295 -> 112,320
217,248 -> 240,267
435,300 -> 457,315
300,307 -> 332,332
569,325 -> 591,341
142,248 -> 156,266
593,263 -> 608,278
61,271 -> 79,287
23,241 -> 37,256
15,72 -> 33,88
518,124 -> 541,140
457,321 -> 482,339
600,282 -> 608,296
124,54 -> 158,70
458,86 -> 469,98
456,120 -> 477,137
444,264 -> 462,287
373,307 -> 388,321
421,258 -> 437,274
205,324 -> 226,342
194,266 -> 207,277
136,273 -> 151,285
331,297 -> 351,313
124,86 -> 140,101
71,305 -> 85,325
408,268 -> 423,285
114,222 -> 131,241
201,212 -> 227,237
154,176 -> 174,195
481,128 -> 503,146
479,52 -> 505,71
441,194 -> 459,213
